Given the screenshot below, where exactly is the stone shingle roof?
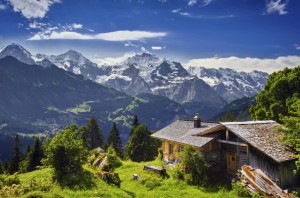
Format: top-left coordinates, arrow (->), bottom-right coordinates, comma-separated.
151,120 -> 221,147
221,121 -> 296,163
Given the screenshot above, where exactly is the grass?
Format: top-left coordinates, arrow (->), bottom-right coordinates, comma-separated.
10,160 -> 237,198
66,102 -> 92,114
115,160 -> 236,198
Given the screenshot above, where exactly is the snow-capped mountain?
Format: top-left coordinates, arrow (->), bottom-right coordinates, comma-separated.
0,43 -> 268,108
0,43 -> 52,68
95,52 -> 225,109
186,66 -> 269,102
37,50 -> 106,79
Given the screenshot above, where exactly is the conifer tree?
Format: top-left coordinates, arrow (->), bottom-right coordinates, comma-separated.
85,116 -> 104,149
26,144 -> 31,155
27,137 -> 44,171
4,161 -> 8,174
130,115 -> 139,136
0,160 -> 3,174
106,122 -> 123,158
9,134 -> 22,174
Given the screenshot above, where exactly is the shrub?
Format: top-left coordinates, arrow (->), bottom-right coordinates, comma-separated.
231,179 -> 251,198
140,176 -> 161,190
179,145 -> 211,185
43,125 -> 88,188
106,146 -> 122,171
172,164 -> 184,180
2,173 -> 21,186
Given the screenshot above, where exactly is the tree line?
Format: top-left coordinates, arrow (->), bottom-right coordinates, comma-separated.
0,115 -> 160,186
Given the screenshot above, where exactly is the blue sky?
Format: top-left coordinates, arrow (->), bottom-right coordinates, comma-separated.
0,0 -> 299,72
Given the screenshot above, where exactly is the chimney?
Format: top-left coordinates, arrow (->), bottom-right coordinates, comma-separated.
194,113 -> 201,128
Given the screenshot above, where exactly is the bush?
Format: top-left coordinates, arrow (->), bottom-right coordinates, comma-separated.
43,125 -> 88,188
106,146 -> 122,171
231,179 -> 251,198
0,173 -> 21,186
140,176 -> 161,190
179,145 -> 211,185
172,164 -> 184,180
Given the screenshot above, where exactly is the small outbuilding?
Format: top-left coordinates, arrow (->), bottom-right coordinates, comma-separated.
151,116 -> 299,188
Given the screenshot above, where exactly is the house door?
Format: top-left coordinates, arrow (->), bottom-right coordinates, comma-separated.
227,153 -> 237,173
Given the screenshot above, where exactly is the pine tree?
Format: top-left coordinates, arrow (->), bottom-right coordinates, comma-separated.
85,117 -> 104,150
26,144 -> 31,155
130,115 -> 139,136
0,160 -> 3,174
9,134 -> 22,174
4,161 -> 9,174
27,137 -> 44,171
106,122 -> 123,158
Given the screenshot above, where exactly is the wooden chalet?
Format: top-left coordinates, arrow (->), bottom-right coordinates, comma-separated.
151,115 -> 299,188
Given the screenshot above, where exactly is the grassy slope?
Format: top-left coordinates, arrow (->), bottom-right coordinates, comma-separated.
18,160 -> 237,198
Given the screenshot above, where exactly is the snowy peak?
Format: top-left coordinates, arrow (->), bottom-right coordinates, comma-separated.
0,43 -> 36,65
126,52 -> 160,64
0,43 -> 53,68
186,66 -> 269,102
41,49 -> 106,78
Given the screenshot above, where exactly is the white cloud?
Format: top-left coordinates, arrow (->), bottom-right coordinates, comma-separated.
93,52 -> 136,66
294,44 -> 300,50
265,0 -> 288,15
151,46 -> 162,50
172,8 -> 181,13
28,30 -> 167,41
184,56 -> 300,73
72,23 -> 83,29
151,46 -> 166,50
0,3 -> 7,10
158,0 -> 168,3
188,0 -> 197,6
141,46 -> 148,52
28,21 -> 46,29
178,12 -> 235,19
124,41 -> 139,48
180,12 -> 192,17
8,0 -> 61,19
202,0 -> 213,6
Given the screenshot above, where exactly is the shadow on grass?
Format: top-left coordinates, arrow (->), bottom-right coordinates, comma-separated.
123,189 -> 136,198
201,174 -> 232,193
55,170 -> 96,190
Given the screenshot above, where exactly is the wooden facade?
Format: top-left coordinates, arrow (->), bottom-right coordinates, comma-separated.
152,120 -> 299,189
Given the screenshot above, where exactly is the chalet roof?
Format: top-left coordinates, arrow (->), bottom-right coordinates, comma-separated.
221,121 -> 295,163
151,120 -> 221,147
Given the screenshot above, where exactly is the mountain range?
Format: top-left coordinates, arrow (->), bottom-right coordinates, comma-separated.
0,43 -> 269,132
0,56 -> 186,136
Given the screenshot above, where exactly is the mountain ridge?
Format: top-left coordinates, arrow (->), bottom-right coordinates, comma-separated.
0,56 -> 187,136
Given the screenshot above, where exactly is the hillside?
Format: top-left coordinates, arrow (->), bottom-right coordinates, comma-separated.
3,160 -> 236,198
0,56 -> 187,135
0,43 -> 269,120
209,96 -> 256,121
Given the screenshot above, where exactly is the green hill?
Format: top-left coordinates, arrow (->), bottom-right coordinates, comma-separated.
209,96 -> 256,121
0,160 -> 237,198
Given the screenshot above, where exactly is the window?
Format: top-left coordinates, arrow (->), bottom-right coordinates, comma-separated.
169,143 -> 173,154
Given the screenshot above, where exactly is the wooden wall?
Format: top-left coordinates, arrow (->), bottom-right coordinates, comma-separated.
219,130 -> 248,172
249,145 -> 298,188
279,160 -> 300,188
